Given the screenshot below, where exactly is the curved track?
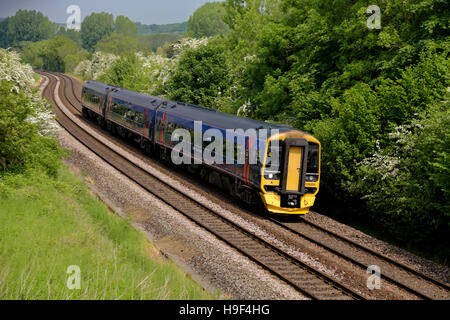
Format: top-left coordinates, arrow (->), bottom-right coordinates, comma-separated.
270,216 -> 450,300
38,71 -> 450,300
38,71 -> 366,300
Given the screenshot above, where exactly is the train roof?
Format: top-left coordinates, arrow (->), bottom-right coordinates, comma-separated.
83,80 -> 299,134
83,80 -> 113,93
159,102 -> 294,133
109,87 -> 162,109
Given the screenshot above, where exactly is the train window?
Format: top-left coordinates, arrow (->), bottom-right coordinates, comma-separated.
126,109 -> 135,121
166,122 -> 174,136
89,93 -> 98,107
234,142 -> 243,162
307,143 -> 319,174
120,105 -> 126,116
136,112 -> 144,125
264,141 -> 281,180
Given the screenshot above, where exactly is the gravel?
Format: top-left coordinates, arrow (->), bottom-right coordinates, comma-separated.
55,125 -> 308,300
46,74 -> 449,299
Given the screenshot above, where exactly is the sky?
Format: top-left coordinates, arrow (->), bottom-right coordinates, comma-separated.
0,0 -> 219,25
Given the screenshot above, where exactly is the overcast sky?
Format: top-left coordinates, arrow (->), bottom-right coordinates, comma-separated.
0,0 -> 219,24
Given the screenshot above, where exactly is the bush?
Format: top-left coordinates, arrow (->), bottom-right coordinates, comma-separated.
97,51 -> 175,96
167,40 -> 230,108
353,100 -> 449,249
0,80 -> 65,175
0,49 -> 65,175
21,36 -> 87,73
0,49 -> 34,92
73,51 -> 118,80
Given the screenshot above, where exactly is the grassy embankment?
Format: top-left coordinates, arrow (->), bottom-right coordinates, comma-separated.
0,166 -> 217,299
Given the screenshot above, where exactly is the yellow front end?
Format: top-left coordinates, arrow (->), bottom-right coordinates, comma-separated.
260,192 -> 317,215
259,131 -> 320,215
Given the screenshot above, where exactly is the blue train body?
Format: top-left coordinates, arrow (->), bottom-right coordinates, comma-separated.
81,80 -> 321,214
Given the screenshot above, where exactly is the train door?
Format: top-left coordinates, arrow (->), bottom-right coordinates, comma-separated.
281,138 -> 308,194
144,108 -> 150,138
286,146 -> 302,191
103,92 -> 112,119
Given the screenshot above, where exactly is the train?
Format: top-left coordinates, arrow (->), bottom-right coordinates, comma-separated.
81,80 -> 321,215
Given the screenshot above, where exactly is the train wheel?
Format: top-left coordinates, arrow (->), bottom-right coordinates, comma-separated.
82,107 -> 89,118
199,168 -> 208,182
145,142 -> 153,154
110,124 -> 117,136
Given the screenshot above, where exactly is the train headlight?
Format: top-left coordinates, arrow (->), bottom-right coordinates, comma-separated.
264,171 -> 280,180
306,174 -> 319,182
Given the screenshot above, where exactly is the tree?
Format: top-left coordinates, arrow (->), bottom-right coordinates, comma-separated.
186,2 -> 230,38
0,10 -> 57,48
167,40 -> 229,108
136,21 -> 188,35
56,28 -> 82,47
137,33 -> 181,53
98,52 -> 141,89
95,33 -> 139,55
115,16 -> 138,36
80,12 -> 114,51
0,49 -> 64,175
0,18 -> 10,48
21,36 -> 86,72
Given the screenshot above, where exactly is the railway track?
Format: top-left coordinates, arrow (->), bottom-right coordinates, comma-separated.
38,71 -> 366,300
270,217 -> 450,300
38,71 -> 450,300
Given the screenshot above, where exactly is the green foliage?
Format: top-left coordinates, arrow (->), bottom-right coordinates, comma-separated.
167,40 -> 230,108
352,100 -> 450,252
186,2 -> 230,38
95,33 -> 140,55
136,21 -> 188,35
0,10 -> 57,48
0,166 -> 216,299
80,12 -> 114,51
137,33 -> 181,53
97,51 -> 174,96
158,0 -> 449,252
0,80 -> 64,175
73,51 -> 118,80
96,33 -> 181,56
98,52 -> 141,89
115,15 -> 138,36
21,36 -> 87,73
0,18 -> 10,48
56,28 -> 82,47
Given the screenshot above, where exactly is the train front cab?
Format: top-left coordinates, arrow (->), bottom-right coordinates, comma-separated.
260,131 -> 320,215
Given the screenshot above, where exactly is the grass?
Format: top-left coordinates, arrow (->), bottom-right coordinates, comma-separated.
0,165 -> 217,299
66,73 -> 85,83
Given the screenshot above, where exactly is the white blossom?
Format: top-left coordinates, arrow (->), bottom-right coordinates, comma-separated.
359,122 -> 422,181
171,38 -> 208,57
0,49 -> 58,136
0,49 -> 35,93
25,93 -> 59,136
237,99 -> 253,116
74,51 -> 118,80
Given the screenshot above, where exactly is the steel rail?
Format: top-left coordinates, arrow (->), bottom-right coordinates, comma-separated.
39,71 -> 366,300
